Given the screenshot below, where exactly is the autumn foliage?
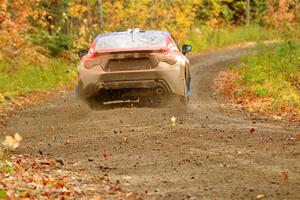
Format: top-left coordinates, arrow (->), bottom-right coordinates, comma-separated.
0,0 -> 298,58
264,0 -> 298,29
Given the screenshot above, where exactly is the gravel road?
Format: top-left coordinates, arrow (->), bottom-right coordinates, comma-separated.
2,47 -> 300,200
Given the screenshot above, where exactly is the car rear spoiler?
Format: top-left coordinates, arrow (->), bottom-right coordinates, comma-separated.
94,47 -> 169,55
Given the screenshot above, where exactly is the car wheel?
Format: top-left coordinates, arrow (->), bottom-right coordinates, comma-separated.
86,100 -> 106,110
86,94 -> 106,110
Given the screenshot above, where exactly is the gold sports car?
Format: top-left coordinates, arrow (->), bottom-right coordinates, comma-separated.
76,29 -> 191,107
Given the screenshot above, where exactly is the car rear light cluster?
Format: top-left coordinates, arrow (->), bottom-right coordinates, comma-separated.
86,48 -> 98,58
82,49 -> 102,69
82,47 -> 178,69
82,60 -> 97,69
159,48 -> 177,65
161,48 -> 169,55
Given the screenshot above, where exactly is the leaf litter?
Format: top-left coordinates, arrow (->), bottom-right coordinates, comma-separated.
0,154 -> 142,199
214,70 -> 300,122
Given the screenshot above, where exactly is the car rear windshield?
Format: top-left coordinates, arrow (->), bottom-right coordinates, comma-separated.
95,31 -> 167,50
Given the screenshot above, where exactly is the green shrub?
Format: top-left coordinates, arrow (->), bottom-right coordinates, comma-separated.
30,30 -> 74,56
234,41 -> 300,109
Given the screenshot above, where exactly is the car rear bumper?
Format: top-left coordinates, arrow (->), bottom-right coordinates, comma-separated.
78,63 -> 185,99
98,80 -> 171,91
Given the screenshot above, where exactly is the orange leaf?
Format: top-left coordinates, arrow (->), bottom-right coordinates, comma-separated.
103,153 -> 108,160
282,171 -> 288,182
250,128 -> 256,133
15,165 -> 24,174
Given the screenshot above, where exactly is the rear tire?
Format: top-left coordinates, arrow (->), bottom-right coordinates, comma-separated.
180,95 -> 189,105
85,92 -> 106,110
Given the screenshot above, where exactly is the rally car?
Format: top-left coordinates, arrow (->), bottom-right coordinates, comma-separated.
77,29 -> 191,107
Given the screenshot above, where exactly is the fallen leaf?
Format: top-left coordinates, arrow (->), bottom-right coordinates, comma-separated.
171,116 -> 177,126
15,165 -> 24,174
282,170 -> 288,182
87,187 -> 96,192
62,187 -> 69,192
103,153 -> 108,160
55,158 -> 64,166
273,116 -> 282,120
250,128 -> 256,133
2,133 -> 22,149
256,194 -> 265,199
126,192 -> 134,198
0,189 -> 8,199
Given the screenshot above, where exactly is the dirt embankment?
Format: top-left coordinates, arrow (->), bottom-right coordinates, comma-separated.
1,48 -> 300,199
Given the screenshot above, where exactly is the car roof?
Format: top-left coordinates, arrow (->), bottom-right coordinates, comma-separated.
95,30 -> 170,40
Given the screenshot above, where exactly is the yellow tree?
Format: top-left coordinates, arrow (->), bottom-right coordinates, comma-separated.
102,0 -> 201,44
0,0 -> 36,57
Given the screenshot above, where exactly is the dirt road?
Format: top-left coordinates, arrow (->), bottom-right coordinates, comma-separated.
2,48 -> 300,199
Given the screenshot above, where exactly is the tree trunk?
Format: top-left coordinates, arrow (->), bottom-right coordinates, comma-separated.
295,0 -> 299,24
98,0 -> 104,29
246,0 -> 250,26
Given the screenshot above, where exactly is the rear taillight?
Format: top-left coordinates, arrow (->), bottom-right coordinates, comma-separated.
82,60 -> 95,69
86,48 -> 97,58
82,51 -> 104,69
161,48 -> 169,55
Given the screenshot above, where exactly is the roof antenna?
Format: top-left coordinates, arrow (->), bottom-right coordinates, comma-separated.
130,29 -> 134,43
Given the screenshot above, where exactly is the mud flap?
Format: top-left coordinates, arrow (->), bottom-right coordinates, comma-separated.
186,76 -> 191,97
75,85 -> 80,100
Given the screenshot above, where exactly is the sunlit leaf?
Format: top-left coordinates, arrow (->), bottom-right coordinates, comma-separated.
0,189 -> 8,199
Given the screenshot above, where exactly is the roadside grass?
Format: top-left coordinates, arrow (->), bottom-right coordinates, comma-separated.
216,40 -> 300,120
186,25 -> 282,52
0,56 -> 76,104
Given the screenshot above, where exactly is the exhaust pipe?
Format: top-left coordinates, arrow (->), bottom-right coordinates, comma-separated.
155,87 -> 164,95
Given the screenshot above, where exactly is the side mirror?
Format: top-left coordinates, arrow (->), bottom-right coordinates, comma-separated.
78,50 -> 88,59
182,44 -> 192,55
